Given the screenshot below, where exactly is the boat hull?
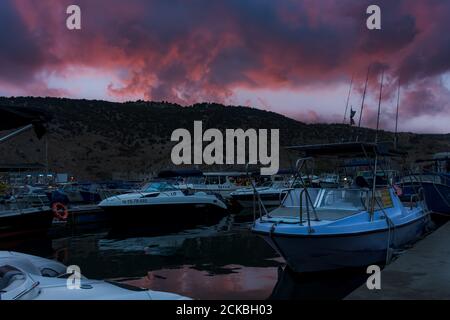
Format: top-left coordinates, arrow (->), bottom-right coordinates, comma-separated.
79,190 -> 102,203
231,192 -> 287,208
254,215 -> 429,273
63,205 -> 108,226
101,203 -> 227,228
0,208 -> 53,240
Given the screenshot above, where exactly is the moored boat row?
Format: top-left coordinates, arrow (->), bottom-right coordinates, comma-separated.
2,105 -> 450,298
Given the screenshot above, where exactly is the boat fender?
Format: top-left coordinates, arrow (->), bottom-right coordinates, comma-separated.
52,202 -> 69,221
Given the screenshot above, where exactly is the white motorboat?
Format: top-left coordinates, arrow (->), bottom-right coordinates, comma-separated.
252,142 -> 431,273
99,181 -> 227,227
4,185 -> 50,207
177,172 -> 249,199
0,251 -> 190,300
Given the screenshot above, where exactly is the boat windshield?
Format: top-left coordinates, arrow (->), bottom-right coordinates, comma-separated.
317,189 -> 367,212
271,187 -> 393,221
184,176 -> 205,184
317,188 -> 393,213
141,182 -> 178,192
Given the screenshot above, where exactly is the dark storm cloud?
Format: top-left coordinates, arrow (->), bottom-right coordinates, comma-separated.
0,0 -> 449,124
0,1 -> 46,84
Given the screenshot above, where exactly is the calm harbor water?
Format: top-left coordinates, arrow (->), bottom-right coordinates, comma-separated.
0,214 -> 369,300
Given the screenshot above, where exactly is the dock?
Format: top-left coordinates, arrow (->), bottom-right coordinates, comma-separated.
346,221 -> 450,300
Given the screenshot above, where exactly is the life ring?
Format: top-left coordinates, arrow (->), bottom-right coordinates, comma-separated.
52,202 -> 69,221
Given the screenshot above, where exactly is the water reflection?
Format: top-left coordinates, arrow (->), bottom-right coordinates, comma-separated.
124,265 -> 280,300
0,236 -> 54,257
270,266 -> 368,300
0,212 -> 370,300
50,218 -> 281,280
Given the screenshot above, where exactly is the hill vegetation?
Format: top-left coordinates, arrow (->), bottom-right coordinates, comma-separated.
0,97 -> 448,180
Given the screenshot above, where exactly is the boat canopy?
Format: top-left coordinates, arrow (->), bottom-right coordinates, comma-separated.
340,159 -> 387,168
203,172 -> 247,177
141,181 -> 178,192
417,152 -> 450,163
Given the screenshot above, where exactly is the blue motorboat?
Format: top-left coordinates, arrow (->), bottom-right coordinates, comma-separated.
252,142 -> 431,273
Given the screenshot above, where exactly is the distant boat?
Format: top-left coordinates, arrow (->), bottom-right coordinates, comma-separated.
176,172 -> 249,199
230,181 -> 294,208
99,181 -> 227,227
48,182 -> 86,204
0,204 -> 53,240
400,173 -> 450,219
399,153 -> 450,220
4,185 -> 50,207
252,142 -> 431,273
0,251 -> 190,300
0,105 -> 53,239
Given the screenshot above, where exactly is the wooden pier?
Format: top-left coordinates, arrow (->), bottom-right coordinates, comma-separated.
346,221 -> 450,299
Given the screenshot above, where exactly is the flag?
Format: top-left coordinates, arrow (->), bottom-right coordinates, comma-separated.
350,107 -> 356,126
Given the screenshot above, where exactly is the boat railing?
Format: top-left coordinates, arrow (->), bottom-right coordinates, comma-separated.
409,194 -> 421,209
400,172 -> 431,213
278,188 -> 289,206
0,193 -> 49,214
245,165 -> 270,222
299,188 -> 315,232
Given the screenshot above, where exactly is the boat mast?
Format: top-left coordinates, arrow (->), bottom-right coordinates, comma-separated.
358,65 -> 371,128
394,79 -> 401,149
375,69 -> 384,143
370,152 -> 378,221
343,75 -> 354,124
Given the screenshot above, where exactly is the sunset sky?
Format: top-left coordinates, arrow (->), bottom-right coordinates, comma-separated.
1,0 -> 450,133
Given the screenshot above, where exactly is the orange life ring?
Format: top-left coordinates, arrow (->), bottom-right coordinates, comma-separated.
52,202 -> 69,221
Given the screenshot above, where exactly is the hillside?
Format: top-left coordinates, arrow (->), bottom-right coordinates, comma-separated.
0,97 -> 449,180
